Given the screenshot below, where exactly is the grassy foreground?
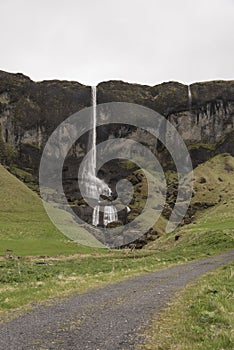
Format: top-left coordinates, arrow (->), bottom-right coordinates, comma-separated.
0,157 -> 233,323
141,262 -> 234,350
0,229 -> 233,320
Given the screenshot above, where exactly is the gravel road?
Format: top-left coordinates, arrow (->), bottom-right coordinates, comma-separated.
0,250 -> 233,350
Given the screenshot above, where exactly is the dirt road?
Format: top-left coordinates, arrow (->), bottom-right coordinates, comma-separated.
0,250 -> 233,350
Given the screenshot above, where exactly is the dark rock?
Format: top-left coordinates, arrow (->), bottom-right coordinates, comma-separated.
106,221 -> 123,228
199,177 -> 206,184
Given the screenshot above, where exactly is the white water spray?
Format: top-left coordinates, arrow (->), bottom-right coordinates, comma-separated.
103,206 -> 118,227
80,86 -> 99,200
92,205 -> 100,226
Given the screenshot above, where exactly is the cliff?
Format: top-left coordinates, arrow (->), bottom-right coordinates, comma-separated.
0,69 -> 233,178
0,70 -> 234,247
1,71 -> 233,153
98,80 -> 234,145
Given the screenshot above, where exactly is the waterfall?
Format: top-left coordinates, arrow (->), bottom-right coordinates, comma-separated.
91,86 -> 97,176
92,205 -> 100,226
80,86 -> 118,227
81,86 -> 99,200
86,86 -> 97,178
188,85 -> 192,108
103,206 -> 118,227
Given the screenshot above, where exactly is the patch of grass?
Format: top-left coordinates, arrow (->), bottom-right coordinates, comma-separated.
148,227 -> 233,260
0,238 -> 94,257
141,262 -> 234,350
191,153 -> 234,207
119,159 -> 137,170
9,166 -> 35,183
188,142 -> 216,151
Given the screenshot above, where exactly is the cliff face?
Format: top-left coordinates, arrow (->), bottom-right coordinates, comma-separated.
0,70 -> 234,170
0,70 -> 90,149
98,80 -> 234,145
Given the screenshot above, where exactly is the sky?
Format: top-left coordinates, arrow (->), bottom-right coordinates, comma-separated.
0,0 -> 234,86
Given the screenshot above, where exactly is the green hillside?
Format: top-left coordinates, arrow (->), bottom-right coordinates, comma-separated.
192,153 -> 234,226
0,156 -> 233,316
149,154 -> 234,252
0,153 -> 233,257
0,165 -> 98,256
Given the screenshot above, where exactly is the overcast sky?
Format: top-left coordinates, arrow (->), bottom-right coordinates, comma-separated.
0,0 -> 233,86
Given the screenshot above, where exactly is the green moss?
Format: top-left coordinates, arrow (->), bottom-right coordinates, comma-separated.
9,166 -> 35,183
118,160 -> 137,170
188,143 -> 216,151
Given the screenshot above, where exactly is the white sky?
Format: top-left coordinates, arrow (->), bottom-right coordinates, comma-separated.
0,0 -> 234,86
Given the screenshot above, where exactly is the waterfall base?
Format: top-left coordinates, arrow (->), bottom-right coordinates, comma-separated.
92,204 -> 118,227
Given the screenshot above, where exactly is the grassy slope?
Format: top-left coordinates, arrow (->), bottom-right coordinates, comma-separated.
0,165 -> 100,256
192,153 -> 234,226
148,154 -> 234,253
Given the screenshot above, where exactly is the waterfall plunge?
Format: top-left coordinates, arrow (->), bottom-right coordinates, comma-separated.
92,205 -> 100,226
80,86 -> 99,200
85,86 -> 118,227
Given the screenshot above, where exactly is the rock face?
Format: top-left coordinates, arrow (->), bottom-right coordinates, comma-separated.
0,70 -> 234,162
0,70 -> 91,167
98,80 -> 234,145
